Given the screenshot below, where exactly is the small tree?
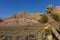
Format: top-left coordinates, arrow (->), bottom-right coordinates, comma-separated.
38,14 -> 48,23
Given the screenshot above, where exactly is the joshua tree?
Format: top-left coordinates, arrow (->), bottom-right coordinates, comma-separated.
46,5 -> 53,14
38,14 -> 48,23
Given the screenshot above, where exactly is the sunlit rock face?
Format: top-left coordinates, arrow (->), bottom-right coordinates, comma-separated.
10,12 -> 40,20
54,6 -> 60,14
0,12 -> 40,26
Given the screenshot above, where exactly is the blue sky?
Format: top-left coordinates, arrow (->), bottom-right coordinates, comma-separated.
0,0 -> 60,18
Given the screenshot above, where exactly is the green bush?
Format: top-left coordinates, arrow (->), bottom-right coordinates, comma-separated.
51,13 -> 59,21
38,14 -> 48,23
44,28 -> 52,36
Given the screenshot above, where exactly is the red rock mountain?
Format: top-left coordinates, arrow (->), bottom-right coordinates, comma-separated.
0,12 -> 40,26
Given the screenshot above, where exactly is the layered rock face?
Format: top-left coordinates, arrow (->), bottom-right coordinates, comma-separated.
0,12 -> 40,26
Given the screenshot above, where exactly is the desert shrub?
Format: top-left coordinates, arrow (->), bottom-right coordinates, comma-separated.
43,24 -> 52,36
51,12 -> 60,26
38,14 -> 48,23
26,34 -> 37,40
51,13 -> 59,21
44,28 -> 52,36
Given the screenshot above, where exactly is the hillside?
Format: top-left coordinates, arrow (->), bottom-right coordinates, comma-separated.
0,12 -> 40,27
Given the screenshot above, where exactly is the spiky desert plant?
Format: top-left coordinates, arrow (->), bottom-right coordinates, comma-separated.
43,23 -> 52,36
38,14 -> 48,23
46,5 -> 53,14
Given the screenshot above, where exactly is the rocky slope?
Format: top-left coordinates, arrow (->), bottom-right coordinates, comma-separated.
0,12 -> 40,27
0,12 -> 43,40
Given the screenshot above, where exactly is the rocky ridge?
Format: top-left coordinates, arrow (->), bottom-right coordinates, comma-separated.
0,12 -> 40,26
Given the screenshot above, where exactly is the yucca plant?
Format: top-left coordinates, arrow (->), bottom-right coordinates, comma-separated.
44,28 -> 52,36
38,14 -> 48,23
46,5 -> 53,14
